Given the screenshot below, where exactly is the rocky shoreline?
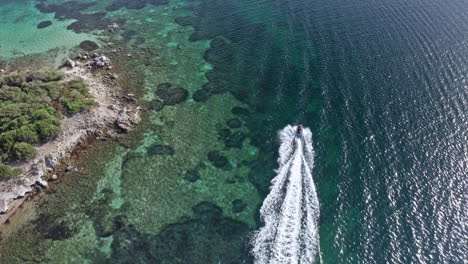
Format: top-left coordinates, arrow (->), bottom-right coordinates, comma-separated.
0,58 -> 141,222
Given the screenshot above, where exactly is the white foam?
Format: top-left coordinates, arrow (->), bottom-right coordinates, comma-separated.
251,125 -> 320,264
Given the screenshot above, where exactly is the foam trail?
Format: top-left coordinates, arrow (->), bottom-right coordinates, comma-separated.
251,125 -> 320,264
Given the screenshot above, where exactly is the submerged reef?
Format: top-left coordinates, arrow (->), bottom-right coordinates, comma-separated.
151,83 -> 189,111
106,0 -> 169,11
175,0 -> 291,197
37,20 -> 52,29
107,202 -> 252,264
35,1 -> 116,33
79,40 -> 100,51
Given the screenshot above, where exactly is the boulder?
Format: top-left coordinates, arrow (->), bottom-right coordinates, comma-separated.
64,58 -> 76,68
86,55 -> 111,68
44,154 -> 58,170
115,118 -> 132,133
0,199 -> 8,213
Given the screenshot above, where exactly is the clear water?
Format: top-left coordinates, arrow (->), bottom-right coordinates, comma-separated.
0,0 -> 466,263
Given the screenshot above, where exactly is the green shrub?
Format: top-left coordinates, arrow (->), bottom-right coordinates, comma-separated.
68,79 -> 87,91
0,85 -> 24,101
42,82 -> 63,100
4,73 -> 26,86
0,131 -> 15,153
11,142 -> 36,161
0,71 -> 92,163
13,125 -> 39,143
44,71 -> 64,82
0,163 -> 22,180
35,120 -> 60,141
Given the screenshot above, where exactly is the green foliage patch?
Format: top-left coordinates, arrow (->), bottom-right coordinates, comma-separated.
0,163 -> 22,180
0,71 -> 94,171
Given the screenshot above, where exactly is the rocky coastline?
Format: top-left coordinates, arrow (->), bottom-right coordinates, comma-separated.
0,57 -> 141,223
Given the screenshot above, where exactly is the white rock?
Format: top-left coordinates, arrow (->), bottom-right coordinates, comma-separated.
107,23 -> 120,30
45,154 -> 58,169
65,58 -> 76,68
0,199 -> 8,213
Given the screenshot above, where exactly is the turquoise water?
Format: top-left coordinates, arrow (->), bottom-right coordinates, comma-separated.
0,0 -> 467,263
0,0 -> 96,61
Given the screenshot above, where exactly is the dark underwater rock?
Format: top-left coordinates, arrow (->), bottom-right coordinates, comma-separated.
204,46 -> 234,64
248,155 -> 276,197
46,223 -> 74,240
35,1 -> 113,33
232,199 -> 247,213
183,169 -> 201,182
155,83 -> 189,106
192,201 -> 222,220
67,12 -> 111,33
231,106 -> 250,116
204,38 -> 235,64
35,1 -> 96,17
133,35 -> 146,46
37,20 -> 52,29
79,40 -> 99,51
106,0 -> 169,12
218,128 -> 231,138
226,131 -> 247,149
210,37 -> 228,49
109,201 -> 252,264
175,16 -> 198,27
122,30 -> 136,42
147,144 -> 175,156
110,225 -> 154,263
227,118 -> 242,128
193,89 -> 211,102
157,82 -> 171,90
207,151 -> 231,170
32,213 -> 76,241
95,215 -> 126,238
217,128 -> 247,149
150,99 -> 164,111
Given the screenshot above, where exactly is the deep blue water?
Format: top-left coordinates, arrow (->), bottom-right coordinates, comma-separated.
0,0 -> 466,263
190,0 -> 468,262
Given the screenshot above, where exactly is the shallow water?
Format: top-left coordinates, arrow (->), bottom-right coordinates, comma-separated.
0,0 -> 467,263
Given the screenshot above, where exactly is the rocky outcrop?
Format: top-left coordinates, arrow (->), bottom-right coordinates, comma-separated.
64,58 -> 76,68
0,66 -> 141,215
87,55 -> 111,68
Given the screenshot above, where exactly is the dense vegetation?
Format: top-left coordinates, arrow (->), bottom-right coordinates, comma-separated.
0,71 -> 94,179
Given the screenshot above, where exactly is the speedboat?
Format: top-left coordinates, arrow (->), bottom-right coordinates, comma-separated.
296,125 -> 304,137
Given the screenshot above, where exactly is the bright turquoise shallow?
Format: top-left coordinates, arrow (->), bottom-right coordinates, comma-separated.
0,0 -> 466,263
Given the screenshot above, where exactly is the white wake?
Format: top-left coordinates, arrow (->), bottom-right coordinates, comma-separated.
251,125 -> 320,264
